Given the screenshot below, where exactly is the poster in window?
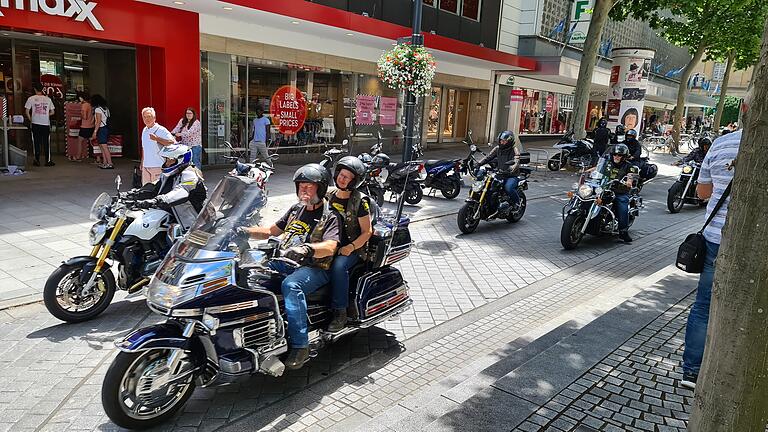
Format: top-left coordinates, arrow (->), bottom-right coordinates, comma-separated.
379,97 -> 397,125
355,95 -> 375,126
270,86 -> 307,135
462,0 -> 480,19
440,0 -> 458,13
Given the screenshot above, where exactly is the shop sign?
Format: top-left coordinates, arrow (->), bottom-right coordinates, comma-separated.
0,0 -> 104,31
355,95 -> 375,126
379,97 -> 397,125
569,0 -> 594,44
510,89 -> 524,103
545,94 -> 554,113
270,86 -> 307,135
40,74 -> 64,99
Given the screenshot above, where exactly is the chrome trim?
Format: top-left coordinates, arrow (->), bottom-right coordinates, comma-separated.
359,298 -> 413,328
365,284 -> 409,313
220,310 -> 274,328
205,300 -> 259,314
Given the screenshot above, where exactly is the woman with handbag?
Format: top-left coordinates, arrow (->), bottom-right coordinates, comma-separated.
171,107 -> 203,168
91,94 -> 113,169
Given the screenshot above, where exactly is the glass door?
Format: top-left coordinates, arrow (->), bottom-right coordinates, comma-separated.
454,90 -> 470,138
427,86 -> 441,141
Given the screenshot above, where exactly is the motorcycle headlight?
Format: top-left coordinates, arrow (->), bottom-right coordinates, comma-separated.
146,278 -> 198,310
470,144 -> 477,152
89,192 -> 112,221
578,184 -> 594,199
471,181 -> 485,192
595,186 -> 604,196
682,166 -> 693,174
88,222 -> 108,246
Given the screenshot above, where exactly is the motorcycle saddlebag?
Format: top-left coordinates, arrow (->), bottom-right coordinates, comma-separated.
367,226 -> 412,268
352,266 -> 409,321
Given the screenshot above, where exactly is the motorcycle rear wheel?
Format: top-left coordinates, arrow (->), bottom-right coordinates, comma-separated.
667,182 -> 685,213
561,213 -> 586,250
43,263 -> 116,323
102,349 -> 197,430
404,187 -> 423,205
547,154 -> 562,171
457,203 -> 480,234
507,192 -> 527,223
440,178 -> 462,200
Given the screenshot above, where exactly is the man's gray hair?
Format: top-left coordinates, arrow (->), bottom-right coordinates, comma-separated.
142,107 -> 156,117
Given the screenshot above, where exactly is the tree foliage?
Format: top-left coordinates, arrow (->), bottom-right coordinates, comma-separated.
716,95 -> 742,126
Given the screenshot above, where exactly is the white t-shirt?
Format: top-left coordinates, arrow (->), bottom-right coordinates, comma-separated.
141,123 -> 175,168
24,94 -> 54,125
95,107 -> 109,127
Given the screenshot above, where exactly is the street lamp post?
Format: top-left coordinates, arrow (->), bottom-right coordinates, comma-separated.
402,0 -> 423,162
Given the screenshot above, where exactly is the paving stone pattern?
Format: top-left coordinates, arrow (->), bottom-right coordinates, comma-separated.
514,294 -> 696,432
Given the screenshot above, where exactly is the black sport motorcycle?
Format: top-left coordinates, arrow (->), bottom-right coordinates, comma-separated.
101,166 -> 413,430
667,161 -> 705,213
456,155 -> 531,234
560,159 -> 643,250
548,130 -> 597,171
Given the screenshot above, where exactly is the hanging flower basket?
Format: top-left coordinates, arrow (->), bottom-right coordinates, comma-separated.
377,43 -> 437,97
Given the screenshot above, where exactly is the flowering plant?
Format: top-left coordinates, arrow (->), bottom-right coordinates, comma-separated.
377,43 -> 437,97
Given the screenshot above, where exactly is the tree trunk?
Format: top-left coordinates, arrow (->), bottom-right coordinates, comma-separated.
572,0 -> 613,140
672,41 -> 707,153
713,51 -> 735,130
688,16 -> 768,432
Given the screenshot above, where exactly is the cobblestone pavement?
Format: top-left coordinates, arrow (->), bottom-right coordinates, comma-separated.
0,150 -> 703,431
514,293 -> 695,432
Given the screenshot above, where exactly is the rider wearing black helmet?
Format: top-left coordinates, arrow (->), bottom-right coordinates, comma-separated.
677,136 -> 712,165
611,124 -> 627,144
326,156 -> 374,333
605,144 -> 639,243
593,118 -> 611,157
624,128 -> 643,162
476,130 -> 523,208
241,163 -> 341,369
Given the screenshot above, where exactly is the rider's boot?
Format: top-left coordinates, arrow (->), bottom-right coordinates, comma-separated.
327,309 -> 348,333
619,230 -> 633,243
285,347 -> 309,370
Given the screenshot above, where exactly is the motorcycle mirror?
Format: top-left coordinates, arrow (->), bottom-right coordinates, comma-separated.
342,139 -> 349,148
488,142 -> 493,147
115,175 -> 122,191
167,224 -> 184,242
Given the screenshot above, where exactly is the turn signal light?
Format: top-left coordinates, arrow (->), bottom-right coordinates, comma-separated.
567,191 -> 574,198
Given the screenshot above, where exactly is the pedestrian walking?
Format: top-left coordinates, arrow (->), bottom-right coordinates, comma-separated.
249,106 -> 273,167
680,91 -> 747,389
91,95 -> 113,169
171,107 -> 203,168
75,92 -> 93,162
140,107 -> 176,184
24,83 -> 55,167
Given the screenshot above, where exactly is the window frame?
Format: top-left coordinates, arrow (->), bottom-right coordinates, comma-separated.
461,0 -> 481,21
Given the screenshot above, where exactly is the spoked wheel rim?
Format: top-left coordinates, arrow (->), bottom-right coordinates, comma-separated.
570,216 -> 586,244
56,269 -> 107,313
118,350 -> 195,421
672,192 -> 684,211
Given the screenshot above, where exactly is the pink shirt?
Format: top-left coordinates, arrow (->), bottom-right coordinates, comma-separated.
80,101 -> 94,128
171,118 -> 202,147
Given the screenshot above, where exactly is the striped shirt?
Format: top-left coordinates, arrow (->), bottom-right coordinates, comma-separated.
698,130 -> 741,244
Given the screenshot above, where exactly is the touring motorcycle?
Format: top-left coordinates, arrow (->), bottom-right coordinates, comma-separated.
456,153 -> 531,234
101,168 -> 413,429
667,161 -> 705,213
548,130 -> 597,171
560,158 -> 643,250
42,176 -> 181,323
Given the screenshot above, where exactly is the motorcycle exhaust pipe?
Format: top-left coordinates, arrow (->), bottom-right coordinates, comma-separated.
128,277 -> 150,293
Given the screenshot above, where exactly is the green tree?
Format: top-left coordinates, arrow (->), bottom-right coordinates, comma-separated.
715,95 -> 742,127
612,0 -> 767,152
688,13 -> 768,431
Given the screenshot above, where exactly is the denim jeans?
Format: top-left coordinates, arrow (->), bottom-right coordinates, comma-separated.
613,193 -> 630,230
190,145 -> 203,168
329,253 -> 360,310
271,261 -> 330,348
503,177 -> 520,205
683,240 -> 720,375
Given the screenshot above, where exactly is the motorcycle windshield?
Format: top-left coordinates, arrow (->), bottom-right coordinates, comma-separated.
182,175 -> 266,252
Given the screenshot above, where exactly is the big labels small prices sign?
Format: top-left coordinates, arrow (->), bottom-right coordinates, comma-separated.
270,86 -> 307,135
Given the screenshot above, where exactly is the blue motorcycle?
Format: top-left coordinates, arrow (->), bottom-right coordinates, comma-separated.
101,167 -> 414,429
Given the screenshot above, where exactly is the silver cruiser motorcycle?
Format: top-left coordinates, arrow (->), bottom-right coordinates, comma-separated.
101,167 -> 413,429
43,176 -> 181,322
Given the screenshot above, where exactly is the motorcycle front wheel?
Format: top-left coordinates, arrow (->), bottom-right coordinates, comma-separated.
667,182 -> 685,213
457,203 -> 480,234
102,349 -> 197,430
43,262 -> 116,323
441,177 -> 462,200
548,153 -> 563,171
561,212 -> 586,250
507,192 -> 527,223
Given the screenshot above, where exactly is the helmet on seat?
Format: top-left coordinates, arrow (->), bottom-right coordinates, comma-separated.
159,144 -> 192,174
334,156 -> 366,190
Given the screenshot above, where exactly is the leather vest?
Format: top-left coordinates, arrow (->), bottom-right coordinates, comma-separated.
326,188 -> 369,260
287,201 -> 338,270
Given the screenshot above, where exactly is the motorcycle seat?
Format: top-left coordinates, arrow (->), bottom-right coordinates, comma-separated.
306,284 -> 331,304
423,159 -> 457,169
519,166 -> 533,175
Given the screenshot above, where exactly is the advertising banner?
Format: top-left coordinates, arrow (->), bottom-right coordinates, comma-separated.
606,48 -> 655,133
355,95 -> 376,126
379,97 -> 397,125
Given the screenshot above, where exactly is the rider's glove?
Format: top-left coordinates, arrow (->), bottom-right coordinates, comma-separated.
136,198 -> 158,209
283,244 -> 313,265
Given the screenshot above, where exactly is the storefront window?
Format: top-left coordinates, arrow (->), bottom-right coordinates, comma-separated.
514,89 -> 575,135
427,86 -> 441,139
439,0 -> 459,14
462,0 -> 480,20
344,73 -> 406,153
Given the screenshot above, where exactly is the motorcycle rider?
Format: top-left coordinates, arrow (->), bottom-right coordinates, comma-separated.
625,129 -> 643,163
675,136 -> 712,166
326,156 -> 374,333
611,124 -> 626,144
593,118 -> 611,157
475,130 -> 522,210
132,144 -> 207,229
603,144 -> 639,243
240,164 -> 341,369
